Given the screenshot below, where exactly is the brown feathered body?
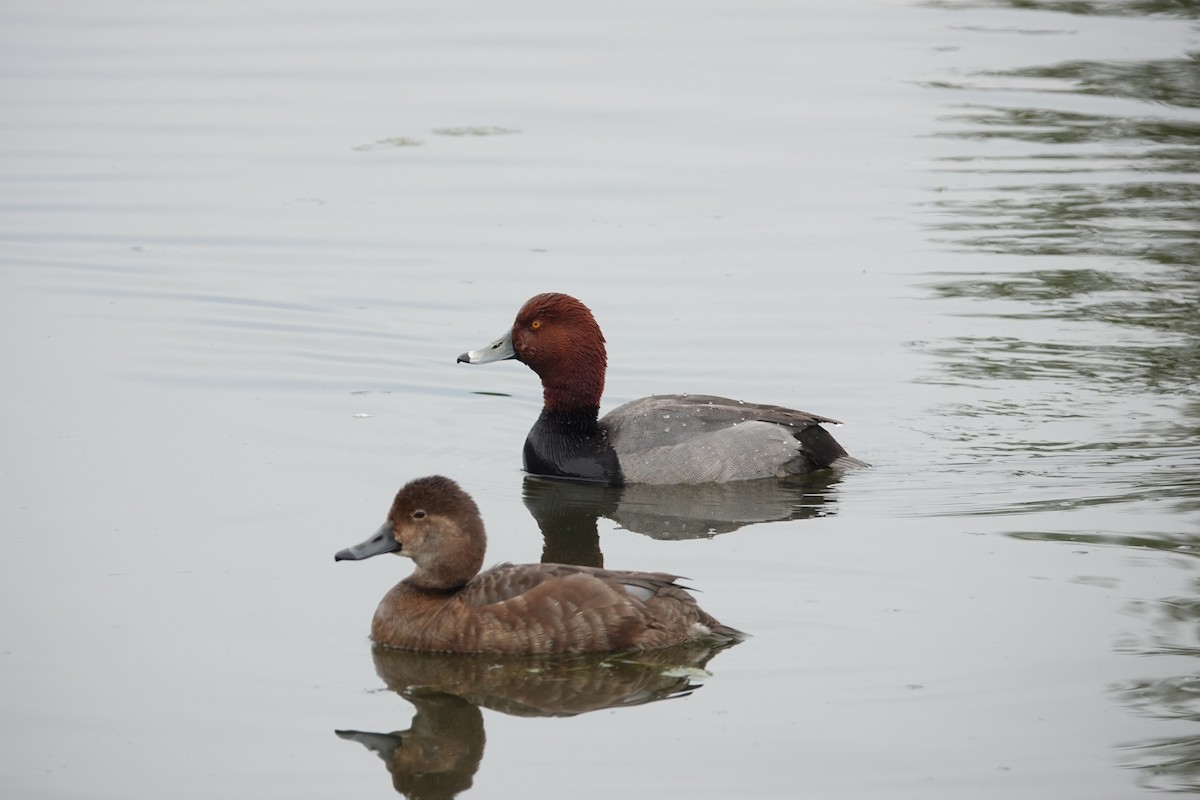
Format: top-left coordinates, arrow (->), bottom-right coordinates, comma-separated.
371,561 -> 733,654
337,476 -> 740,655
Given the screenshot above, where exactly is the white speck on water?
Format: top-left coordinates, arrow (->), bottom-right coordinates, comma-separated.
353,413 -> 372,419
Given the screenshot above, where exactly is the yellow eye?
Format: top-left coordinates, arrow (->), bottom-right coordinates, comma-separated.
531,320 -> 542,331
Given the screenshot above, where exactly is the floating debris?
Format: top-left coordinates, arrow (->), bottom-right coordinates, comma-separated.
353,136 -> 423,151
432,126 -> 520,137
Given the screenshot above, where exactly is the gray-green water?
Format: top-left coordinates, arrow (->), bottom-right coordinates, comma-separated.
1,1 -> 1197,797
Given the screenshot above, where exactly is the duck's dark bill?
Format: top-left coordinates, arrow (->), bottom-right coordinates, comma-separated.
335,521 -> 401,561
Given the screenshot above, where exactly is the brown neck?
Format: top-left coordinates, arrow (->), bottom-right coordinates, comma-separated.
536,340 -> 606,414
405,520 -> 486,591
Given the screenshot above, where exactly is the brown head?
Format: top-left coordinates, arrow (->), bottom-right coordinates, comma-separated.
458,293 -> 607,414
335,476 -> 486,591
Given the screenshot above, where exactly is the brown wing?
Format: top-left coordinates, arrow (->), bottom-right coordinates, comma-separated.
459,563 -> 685,608
454,563 -> 733,653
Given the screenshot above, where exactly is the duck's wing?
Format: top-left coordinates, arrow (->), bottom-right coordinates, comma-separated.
455,563 -> 547,606
605,395 -> 840,442
460,563 -> 685,607
656,394 -> 841,427
458,563 -> 739,652
602,394 -> 848,483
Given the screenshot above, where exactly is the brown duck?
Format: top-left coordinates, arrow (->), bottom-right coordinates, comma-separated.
335,476 -> 741,654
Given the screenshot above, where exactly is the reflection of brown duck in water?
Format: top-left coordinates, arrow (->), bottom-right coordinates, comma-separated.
335,476 -> 742,654
337,691 -> 483,800
369,640 -> 734,715
337,640 -> 737,798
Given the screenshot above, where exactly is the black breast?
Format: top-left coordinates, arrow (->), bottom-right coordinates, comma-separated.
523,409 -> 624,486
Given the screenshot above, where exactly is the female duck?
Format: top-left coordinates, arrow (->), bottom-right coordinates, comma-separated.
458,292 -> 863,485
335,476 -> 739,654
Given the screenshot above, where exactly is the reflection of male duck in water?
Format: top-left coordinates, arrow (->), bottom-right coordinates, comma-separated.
524,471 -> 845,567
337,641 -> 737,799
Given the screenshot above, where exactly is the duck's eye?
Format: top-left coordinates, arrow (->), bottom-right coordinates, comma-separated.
530,319 -> 541,331
412,510 -> 426,520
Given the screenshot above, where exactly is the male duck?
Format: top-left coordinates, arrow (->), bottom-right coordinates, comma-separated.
335,476 -> 739,654
458,292 -> 863,485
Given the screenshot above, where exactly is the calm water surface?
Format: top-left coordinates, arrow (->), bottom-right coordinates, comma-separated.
1,1 -> 1198,797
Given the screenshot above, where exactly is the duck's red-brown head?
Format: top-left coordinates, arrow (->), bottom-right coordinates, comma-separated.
459,293 -> 607,414
334,476 -> 486,592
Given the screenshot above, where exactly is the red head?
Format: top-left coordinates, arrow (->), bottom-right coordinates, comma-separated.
511,293 -> 607,413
